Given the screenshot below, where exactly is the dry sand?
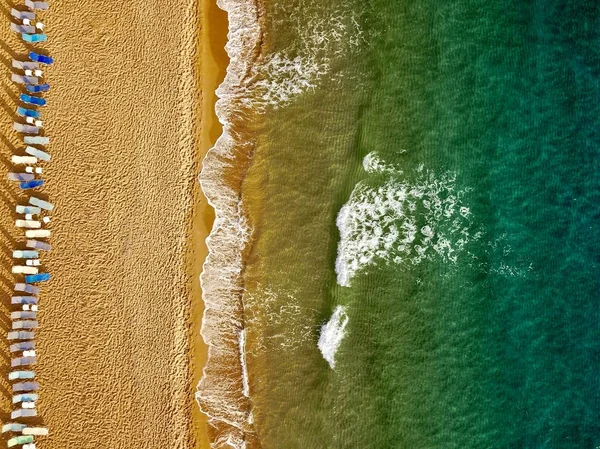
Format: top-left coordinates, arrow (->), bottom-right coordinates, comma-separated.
0,0 -> 228,447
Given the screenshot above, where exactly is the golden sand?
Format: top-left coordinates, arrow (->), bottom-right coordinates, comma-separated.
0,0 -> 228,447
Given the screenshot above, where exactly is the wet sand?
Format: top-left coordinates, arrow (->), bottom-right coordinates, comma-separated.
0,0 -> 226,447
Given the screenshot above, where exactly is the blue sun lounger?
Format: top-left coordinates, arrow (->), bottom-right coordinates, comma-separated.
24,136 -> 49,145
17,107 -> 41,119
15,283 -> 40,295
26,83 -> 49,93
26,240 -> 51,251
22,33 -> 47,43
11,296 -> 38,305
8,173 -> 35,182
20,93 -> 46,106
20,180 -> 44,190
25,273 -> 50,283
25,146 -> 50,161
29,51 -> 53,65
10,341 -> 35,353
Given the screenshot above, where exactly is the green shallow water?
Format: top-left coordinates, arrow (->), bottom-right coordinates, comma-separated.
233,1 -> 600,448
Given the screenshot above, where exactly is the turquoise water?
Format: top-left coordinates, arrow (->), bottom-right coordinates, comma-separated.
199,1 -> 600,447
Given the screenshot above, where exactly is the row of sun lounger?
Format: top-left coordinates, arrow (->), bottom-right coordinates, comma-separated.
6,3 -> 52,447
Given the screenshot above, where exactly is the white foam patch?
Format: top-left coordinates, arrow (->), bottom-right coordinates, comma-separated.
318,305 -> 349,369
336,156 -> 478,287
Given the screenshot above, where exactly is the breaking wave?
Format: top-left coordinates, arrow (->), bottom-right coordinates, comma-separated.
317,306 -> 349,369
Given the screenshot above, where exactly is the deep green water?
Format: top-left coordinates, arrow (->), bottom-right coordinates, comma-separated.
229,1 -> 600,448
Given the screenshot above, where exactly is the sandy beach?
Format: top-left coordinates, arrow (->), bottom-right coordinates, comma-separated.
0,0 -> 226,447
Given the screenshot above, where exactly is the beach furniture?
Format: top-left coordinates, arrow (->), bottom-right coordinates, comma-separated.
26,84 -> 49,93
17,206 -> 42,215
9,370 -> 34,380
12,74 -> 38,85
11,296 -> 38,305
25,0 -> 49,10
25,273 -> 50,283
25,229 -> 50,238
20,93 -> 46,107
10,342 -> 35,353
29,52 -> 53,65
25,167 -> 43,174
24,69 -> 43,77
14,123 -> 40,134
26,240 -> 51,251
12,321 -> 38,331
11,23 -> 36,34
23,427 -> 47,436
20,180 -> 45,190
12,266 -> 38,275
23,444 -> 37,449
11,311 -> 37,320
7,331 -> 35,341
9,173 -> 35,182
15,283 -> 40,294
13,250 -> 39,259
12,357 -> 37,367
11,9 -> 36,20
2,423 -> 26,434
13,394 -> 38,404
11,409 -> 36,419
22,33 -> 47,43
12,382 -> 39,393
29,197 -> 53,211
22,401 -> 35,409
16,220 -> 41,229
17,107 -> 41,119
7,435 -> 34,447
25,260 -> 41,266
25,117 -> 42,127
13,60 -> 40,70
24,136 -> 49,146
12,156 -> 38,165
25,146 -> 50,161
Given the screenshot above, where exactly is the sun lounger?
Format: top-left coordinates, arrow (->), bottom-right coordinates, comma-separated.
13,394 -> 38,405
26,240 -> 51,251
11,8 -> 36,20
26,83 -> 49,93
11,311 -> 37,320
22,33 -> 47,43
20,180 -> 44,190
15,283 -> 40,294
22,427 -> 47,436
28,197 -> 53,211
7,435 -> 34,448
12,156 -> 38,165
12,266 -> 38,275
13,251 -> 39,259
11,409 -> 36,419
10,342 -> 35,353
8,330 -> 35,341
12,321 -> 38,330
24,136 -> 49,146
11,23 -> 36,34
29,51 -> 53,65
2,423 -> 26,434
13,382 -> 39,394
24,229 -> 50,238
20,93 -> 46,106
25,0 -> 49,10
13,60 -> 40,71
17,206 -> 42,216
14,123 -> 40,134
12,74 -> 38,85
12,357 -> 37,367
17,107 -> 41,119
25,273 -> 50,283
12,296 -> 38,305
9,370 -> 35,381
16,220 -> 41,229
9,173 -> 35,182
25,146 -> 50,161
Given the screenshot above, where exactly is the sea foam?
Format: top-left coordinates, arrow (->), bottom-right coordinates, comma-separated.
318,305 -> 349,369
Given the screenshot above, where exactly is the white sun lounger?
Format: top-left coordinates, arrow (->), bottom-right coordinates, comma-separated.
25,229 -> 50,238
12,60 -> 40,70
26,240 -> 51,251
13,394 -> 38,405
8,173 -> 35,182
10,341 -> 35,353
8,332 -> 35,341
12,156 -> 38,165
12,321 -> 38,330
14,283 -> 40,294
10,23 -> 36,34
12,296 -> 38,305
11,8 -> 36,20
25,146 -> 50,161
11,409 -> 36,419
12,266 -> 38,275
11,74 -> 38,85
14,123 -> 40,134
24,136 -> 49,145
13,251 -> 39,259
16,220 -> 41,229
11,311 -> 37,320
17,206 -> 42,215
25,0 -> 49,10
12,382 -> 39,393
22,427 -> 47,436
12,356 -> 37,367
9,370 -> 34,380
29,197 -> 53,211
1,423 -> 26,433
